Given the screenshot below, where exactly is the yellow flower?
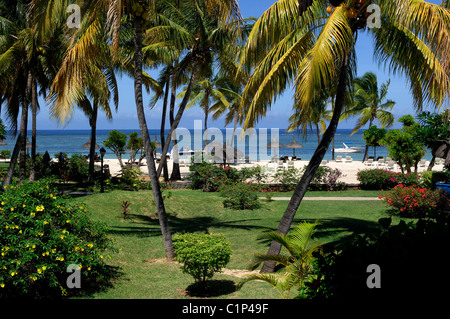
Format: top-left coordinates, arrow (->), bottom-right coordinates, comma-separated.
10,207 -> 14,211
30,212 -> 35,217
0,283 -> 4,288
36,205 -> 44,212
0,201 -> 3,205
66,220 -> 71,224
37,268 -> 42,274
43,221 -> 48,225
22,204 -> 26,208
87,243 -> 94,248
10,272 -> 16,276
42,266 -> 47,270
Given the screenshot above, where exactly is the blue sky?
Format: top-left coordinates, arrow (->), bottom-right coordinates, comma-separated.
26,0 -> 445,131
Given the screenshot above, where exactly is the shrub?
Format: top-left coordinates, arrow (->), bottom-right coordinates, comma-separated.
67,154 -> 89,182
220,182 -> 261,210
379,184 -> 450,218
357,169 -> 420,190
0,179 -> 116,298
172,233 -> 231,288
274,168 -> 302,191
357,169 -> 398,190
188,162 -> 239,192
421,171 -> 450,189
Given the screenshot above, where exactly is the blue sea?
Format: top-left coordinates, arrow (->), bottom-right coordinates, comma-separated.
0,128 -> 433,162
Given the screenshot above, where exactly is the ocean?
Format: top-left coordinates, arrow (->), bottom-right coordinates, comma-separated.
0,128 -> 433,162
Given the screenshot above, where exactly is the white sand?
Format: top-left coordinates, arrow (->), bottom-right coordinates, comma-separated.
100,157 -> 445,185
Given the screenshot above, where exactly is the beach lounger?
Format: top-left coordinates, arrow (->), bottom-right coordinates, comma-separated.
377,158 -> 385,166
320,160 -> 328,166
287,161 -> 294,169
364,159 -> 374,166
335,156 -> 343,162
386,161 -> 395,170
435,158 -> 444,165
345,156 -> 353,163
418,159 -> 427,167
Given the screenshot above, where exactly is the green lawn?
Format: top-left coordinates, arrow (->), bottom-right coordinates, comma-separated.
70,188 -> 390,299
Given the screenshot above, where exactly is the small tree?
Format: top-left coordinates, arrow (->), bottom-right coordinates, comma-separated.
414,111 -> 450,171
103,130 -> 127,168
363,125 -> 387,159
380,116 -> 425,173
126,131 -> 143,164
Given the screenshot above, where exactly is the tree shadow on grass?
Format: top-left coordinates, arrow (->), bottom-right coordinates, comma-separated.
107,214 -> 266,238
184,280 -> 237,298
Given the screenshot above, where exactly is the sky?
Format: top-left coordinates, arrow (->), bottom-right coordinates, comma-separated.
17,0 -> 446,132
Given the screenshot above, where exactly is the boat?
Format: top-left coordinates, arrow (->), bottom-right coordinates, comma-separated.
334,143 -> 363,153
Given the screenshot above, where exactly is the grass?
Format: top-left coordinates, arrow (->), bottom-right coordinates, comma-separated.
260,189 -> 381,198
69,188 -> 391,299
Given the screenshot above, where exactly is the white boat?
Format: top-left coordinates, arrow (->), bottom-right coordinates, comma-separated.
334,143 -> 363,153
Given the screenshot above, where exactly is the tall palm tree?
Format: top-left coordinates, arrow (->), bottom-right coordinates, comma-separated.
0,0 -> 56,184
178,74 -> 231,143
343,71 -> 395,160
240,0 -> 450,273
152,0 -> 244,178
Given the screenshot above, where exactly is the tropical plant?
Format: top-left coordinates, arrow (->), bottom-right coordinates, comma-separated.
238,0 -> 450,272
237,221 -> 322,299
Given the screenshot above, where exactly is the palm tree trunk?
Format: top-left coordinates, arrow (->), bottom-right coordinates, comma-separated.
161,81 -> 170,182
88,101 -> 98,182
29,79 -> 37,182
19,71 -> 32,182
260,54 -> 350,273
157,70 -> 197,178
169,77 -> 181,181
363,118 -> 374,161
133,14 -> 175,260
3,133 -> 21,186
204,106 -> 209,144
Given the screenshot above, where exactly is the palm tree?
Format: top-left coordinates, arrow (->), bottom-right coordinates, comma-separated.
0,0 -> 56,184
239,0 -> 450,273
152,1 -> 245,179
236,221 -> 322,299
178,74 -> 231,143
343,71 -> 395,161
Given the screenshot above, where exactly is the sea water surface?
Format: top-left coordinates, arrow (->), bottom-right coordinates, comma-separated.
0,128 -> 432,162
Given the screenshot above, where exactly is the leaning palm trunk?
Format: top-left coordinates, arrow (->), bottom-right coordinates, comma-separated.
260,54 -> 350,273
133,14 -> 175,260
169,78 -> 181,181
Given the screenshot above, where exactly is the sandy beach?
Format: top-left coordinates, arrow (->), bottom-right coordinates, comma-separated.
101,157 -> 446,185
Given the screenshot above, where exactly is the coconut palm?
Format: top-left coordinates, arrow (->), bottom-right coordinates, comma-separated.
236,221 -> 322,299
343,71 -> 395,160
240,0 -> 450,272
152,1 -> 245,178
0,0 -> 59,184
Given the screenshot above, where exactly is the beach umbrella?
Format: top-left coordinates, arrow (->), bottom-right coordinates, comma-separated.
266,138 -> 284,158
81,138 -> 99,149
0,140 -> 6,146
205,140 -> 224,153
153,137 -> 162,149
285,137 -> 304,156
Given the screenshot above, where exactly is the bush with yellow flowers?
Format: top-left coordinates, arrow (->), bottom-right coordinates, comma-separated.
0,179 -> 117,298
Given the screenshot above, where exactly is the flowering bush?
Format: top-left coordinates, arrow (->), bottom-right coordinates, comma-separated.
0,179 -> 116,297
379,184 -> 450,218
308,166 -> 346,191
